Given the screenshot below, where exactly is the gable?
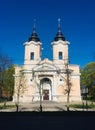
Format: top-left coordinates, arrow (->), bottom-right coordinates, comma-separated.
32,62 -> 58,72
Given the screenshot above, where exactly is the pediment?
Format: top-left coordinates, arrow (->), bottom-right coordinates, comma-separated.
33,62 -> 58,72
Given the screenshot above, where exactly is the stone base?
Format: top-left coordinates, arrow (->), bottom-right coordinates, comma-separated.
13,95 -> 81,103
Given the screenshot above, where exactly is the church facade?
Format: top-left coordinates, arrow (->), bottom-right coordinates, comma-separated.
13,21 -> 81,103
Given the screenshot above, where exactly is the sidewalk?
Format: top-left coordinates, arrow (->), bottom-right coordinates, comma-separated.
0,101 -> 95,112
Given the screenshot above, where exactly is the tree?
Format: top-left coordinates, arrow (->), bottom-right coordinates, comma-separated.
14,71 -> 27,112
89,85 -> 95,98
3,65 -> 15,99
64,64 -> 72,111
81,62 -> 95,99
59,61 -> 73,111
0,53 -> 13,98
32,71 -> 43,112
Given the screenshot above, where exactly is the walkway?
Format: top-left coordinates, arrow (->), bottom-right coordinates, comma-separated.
20,101 -> 67,111
0,101 -> 67,112
0,100 -> 95,112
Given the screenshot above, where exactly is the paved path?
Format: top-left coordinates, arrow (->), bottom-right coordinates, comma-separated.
0,101 -> 67,112
0,100 -> 95,112
20,101 -> 67,111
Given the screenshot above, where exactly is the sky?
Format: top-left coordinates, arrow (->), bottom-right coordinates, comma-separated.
0,0 -> 95,68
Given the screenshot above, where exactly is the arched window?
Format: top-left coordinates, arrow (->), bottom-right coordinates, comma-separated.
30,52 -> 34,60
59,52 -> 63,60
40,78 -> 51,84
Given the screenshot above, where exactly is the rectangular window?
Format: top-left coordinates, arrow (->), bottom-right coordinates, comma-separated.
30,52 -> 34,60
59,52 -> 63,60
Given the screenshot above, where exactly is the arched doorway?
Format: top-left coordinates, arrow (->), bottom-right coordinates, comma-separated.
40,78 -> 52,101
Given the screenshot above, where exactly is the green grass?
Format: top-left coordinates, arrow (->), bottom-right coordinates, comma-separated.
0,104 -> 16,109
70,104 -> 95,109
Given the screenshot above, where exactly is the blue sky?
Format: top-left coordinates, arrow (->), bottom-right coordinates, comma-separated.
0,0 -> 95,68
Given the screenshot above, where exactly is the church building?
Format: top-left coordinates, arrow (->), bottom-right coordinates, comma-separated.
13,20 -> 81,103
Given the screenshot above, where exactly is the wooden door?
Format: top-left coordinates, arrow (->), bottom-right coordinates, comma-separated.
43,90 -> 49,100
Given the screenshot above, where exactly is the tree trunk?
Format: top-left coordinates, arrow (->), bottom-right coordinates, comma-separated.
16,93 -> 19,112
67,92 -> 69,111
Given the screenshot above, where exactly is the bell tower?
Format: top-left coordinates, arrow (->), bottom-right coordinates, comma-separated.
24,23 -> 42,66
52,19 -> 70,65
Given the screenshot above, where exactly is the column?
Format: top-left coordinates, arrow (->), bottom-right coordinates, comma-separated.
52,73 -> 57,101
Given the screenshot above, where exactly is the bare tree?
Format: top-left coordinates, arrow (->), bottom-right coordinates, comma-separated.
59,59 -> 73,111
14,71 -> 27,112
32,71 -> 43,112
64,62 -> 73,111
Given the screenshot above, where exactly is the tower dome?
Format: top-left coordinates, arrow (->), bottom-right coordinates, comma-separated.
28,23 -> 40,42
54,19 -> 65,41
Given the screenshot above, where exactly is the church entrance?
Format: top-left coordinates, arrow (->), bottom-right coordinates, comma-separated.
43,89 -> 49,100
40,78 -> 52,101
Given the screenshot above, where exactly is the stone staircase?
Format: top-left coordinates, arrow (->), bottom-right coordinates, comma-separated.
20,101 -> 67,111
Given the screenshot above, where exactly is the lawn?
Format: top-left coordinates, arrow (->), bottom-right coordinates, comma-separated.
70,103 -> 95,109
